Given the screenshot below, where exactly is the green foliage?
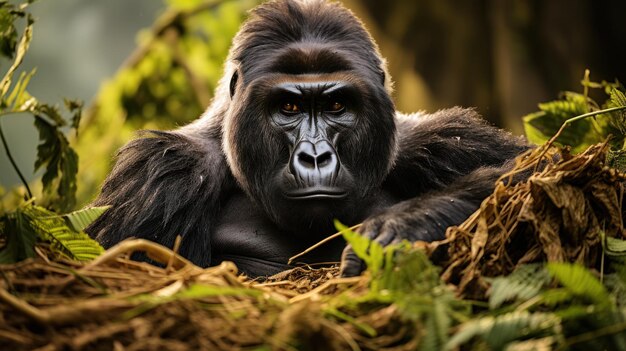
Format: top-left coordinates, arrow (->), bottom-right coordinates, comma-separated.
0,0 -> 82,212
335,221 -> 469,351
446,311 -> 562,350
0,202 -> 106,263
74,0 -> 259,205
488,264 -> 551,309
546,262 -> 610,306
522,73 -> 626,153
335,220 -> 386,279
62,205 -> 109,232
34,111 -> 79,212
0,201 -> 37,263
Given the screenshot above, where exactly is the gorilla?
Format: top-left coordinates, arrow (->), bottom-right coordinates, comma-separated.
87,0 -> 528,277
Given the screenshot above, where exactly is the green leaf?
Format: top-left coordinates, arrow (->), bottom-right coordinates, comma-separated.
522,92 -> 601,152
0,13 -> 33,98
0,208 -> 37,263
420,299 -> 451,351
0,6 -> 19,60
334,220 -> 384,277
606,87 -> 626,135
538,288 -> 573,307
602,234 -> 626,257
445,311 -> 561,350
488,264 -> 551,309
609,88 -> 626,107
64,98 -> 83,132
22,204 -> 104,261
62,206 -> 110,232
546,263 -> 610,306
5,68 -> 36,110
34,115 -> 78,211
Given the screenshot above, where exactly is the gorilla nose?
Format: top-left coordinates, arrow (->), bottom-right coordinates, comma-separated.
290,140 -> 340,185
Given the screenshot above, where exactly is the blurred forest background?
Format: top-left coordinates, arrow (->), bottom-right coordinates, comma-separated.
1,0 -> 625,209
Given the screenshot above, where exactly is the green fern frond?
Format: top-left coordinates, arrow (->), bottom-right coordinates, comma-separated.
609,88 -> 626,108
334,220 -> 385,278
420,299 -> 452,351
445,311 -> 562,350
488,264 -> 551,310
22,205 -> 104,261
62,206 -> 110,232
538,92 -> 588,119
602,233 -> 626,257
546,263 -> 610,306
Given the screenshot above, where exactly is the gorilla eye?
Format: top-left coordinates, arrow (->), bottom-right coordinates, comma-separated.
327,101 -> 345,113
280,102 -> 300,114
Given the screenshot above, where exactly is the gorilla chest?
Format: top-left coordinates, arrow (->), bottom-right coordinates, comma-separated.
211,191 -> 346,277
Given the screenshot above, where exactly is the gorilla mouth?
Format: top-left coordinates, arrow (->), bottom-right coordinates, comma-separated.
284,188 -> 347,200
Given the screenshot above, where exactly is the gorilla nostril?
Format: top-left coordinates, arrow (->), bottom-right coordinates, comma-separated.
316,151 -> 333,168
298,152 -> 316,169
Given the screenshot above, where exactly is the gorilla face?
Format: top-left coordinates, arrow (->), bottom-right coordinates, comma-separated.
224,3 -> 395,234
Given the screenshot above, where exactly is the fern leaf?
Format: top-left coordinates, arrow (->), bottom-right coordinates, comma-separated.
62,206 -> 110,232
603,235 -> 626,257
609,88 -> 626,107
334,220 -> 384,276
488,264 -> 551,309
22,205 -> 104,261
546,263 -> 610,306
420,299 -> 451,351
538,289 -> 573,307
445,311 -> 561,350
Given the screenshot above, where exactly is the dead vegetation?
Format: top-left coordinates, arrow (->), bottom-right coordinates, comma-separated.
432,141 -> 626,299
1,142 -> 625,350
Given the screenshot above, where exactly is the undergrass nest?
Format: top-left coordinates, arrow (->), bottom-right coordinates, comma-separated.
1,141 -> 625,351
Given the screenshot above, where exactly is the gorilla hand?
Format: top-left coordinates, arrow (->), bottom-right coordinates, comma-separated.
340,165 -> 512,277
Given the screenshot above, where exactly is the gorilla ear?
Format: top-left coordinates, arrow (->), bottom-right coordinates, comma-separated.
229,70 -> 239,98
379,60 -> 394,94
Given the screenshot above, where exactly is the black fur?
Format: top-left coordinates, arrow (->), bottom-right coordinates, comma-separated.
87,0 -> 528,277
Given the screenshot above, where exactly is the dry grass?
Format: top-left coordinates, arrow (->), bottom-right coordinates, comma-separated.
1,142 -> 624,350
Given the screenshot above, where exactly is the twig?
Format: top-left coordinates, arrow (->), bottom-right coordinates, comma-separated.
0,119 -> 32,198
289,276 -> 362,303
81,239 -> 197,272
288,223 -> 362,264
535,105 -> 626,172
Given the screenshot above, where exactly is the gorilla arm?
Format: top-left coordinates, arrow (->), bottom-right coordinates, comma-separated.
86,130 -> 231,267
341,107 -> 529,276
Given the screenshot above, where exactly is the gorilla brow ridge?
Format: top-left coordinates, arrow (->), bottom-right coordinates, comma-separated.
269,46 -> 353,75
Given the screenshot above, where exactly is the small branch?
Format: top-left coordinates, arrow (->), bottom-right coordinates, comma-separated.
548,106 -> 626,146
0,119 -> 32,198
288,223 -> 362,265
535,105 -> 626,172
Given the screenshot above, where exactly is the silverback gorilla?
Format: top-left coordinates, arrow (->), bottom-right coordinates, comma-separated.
87,0 -> 528,277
